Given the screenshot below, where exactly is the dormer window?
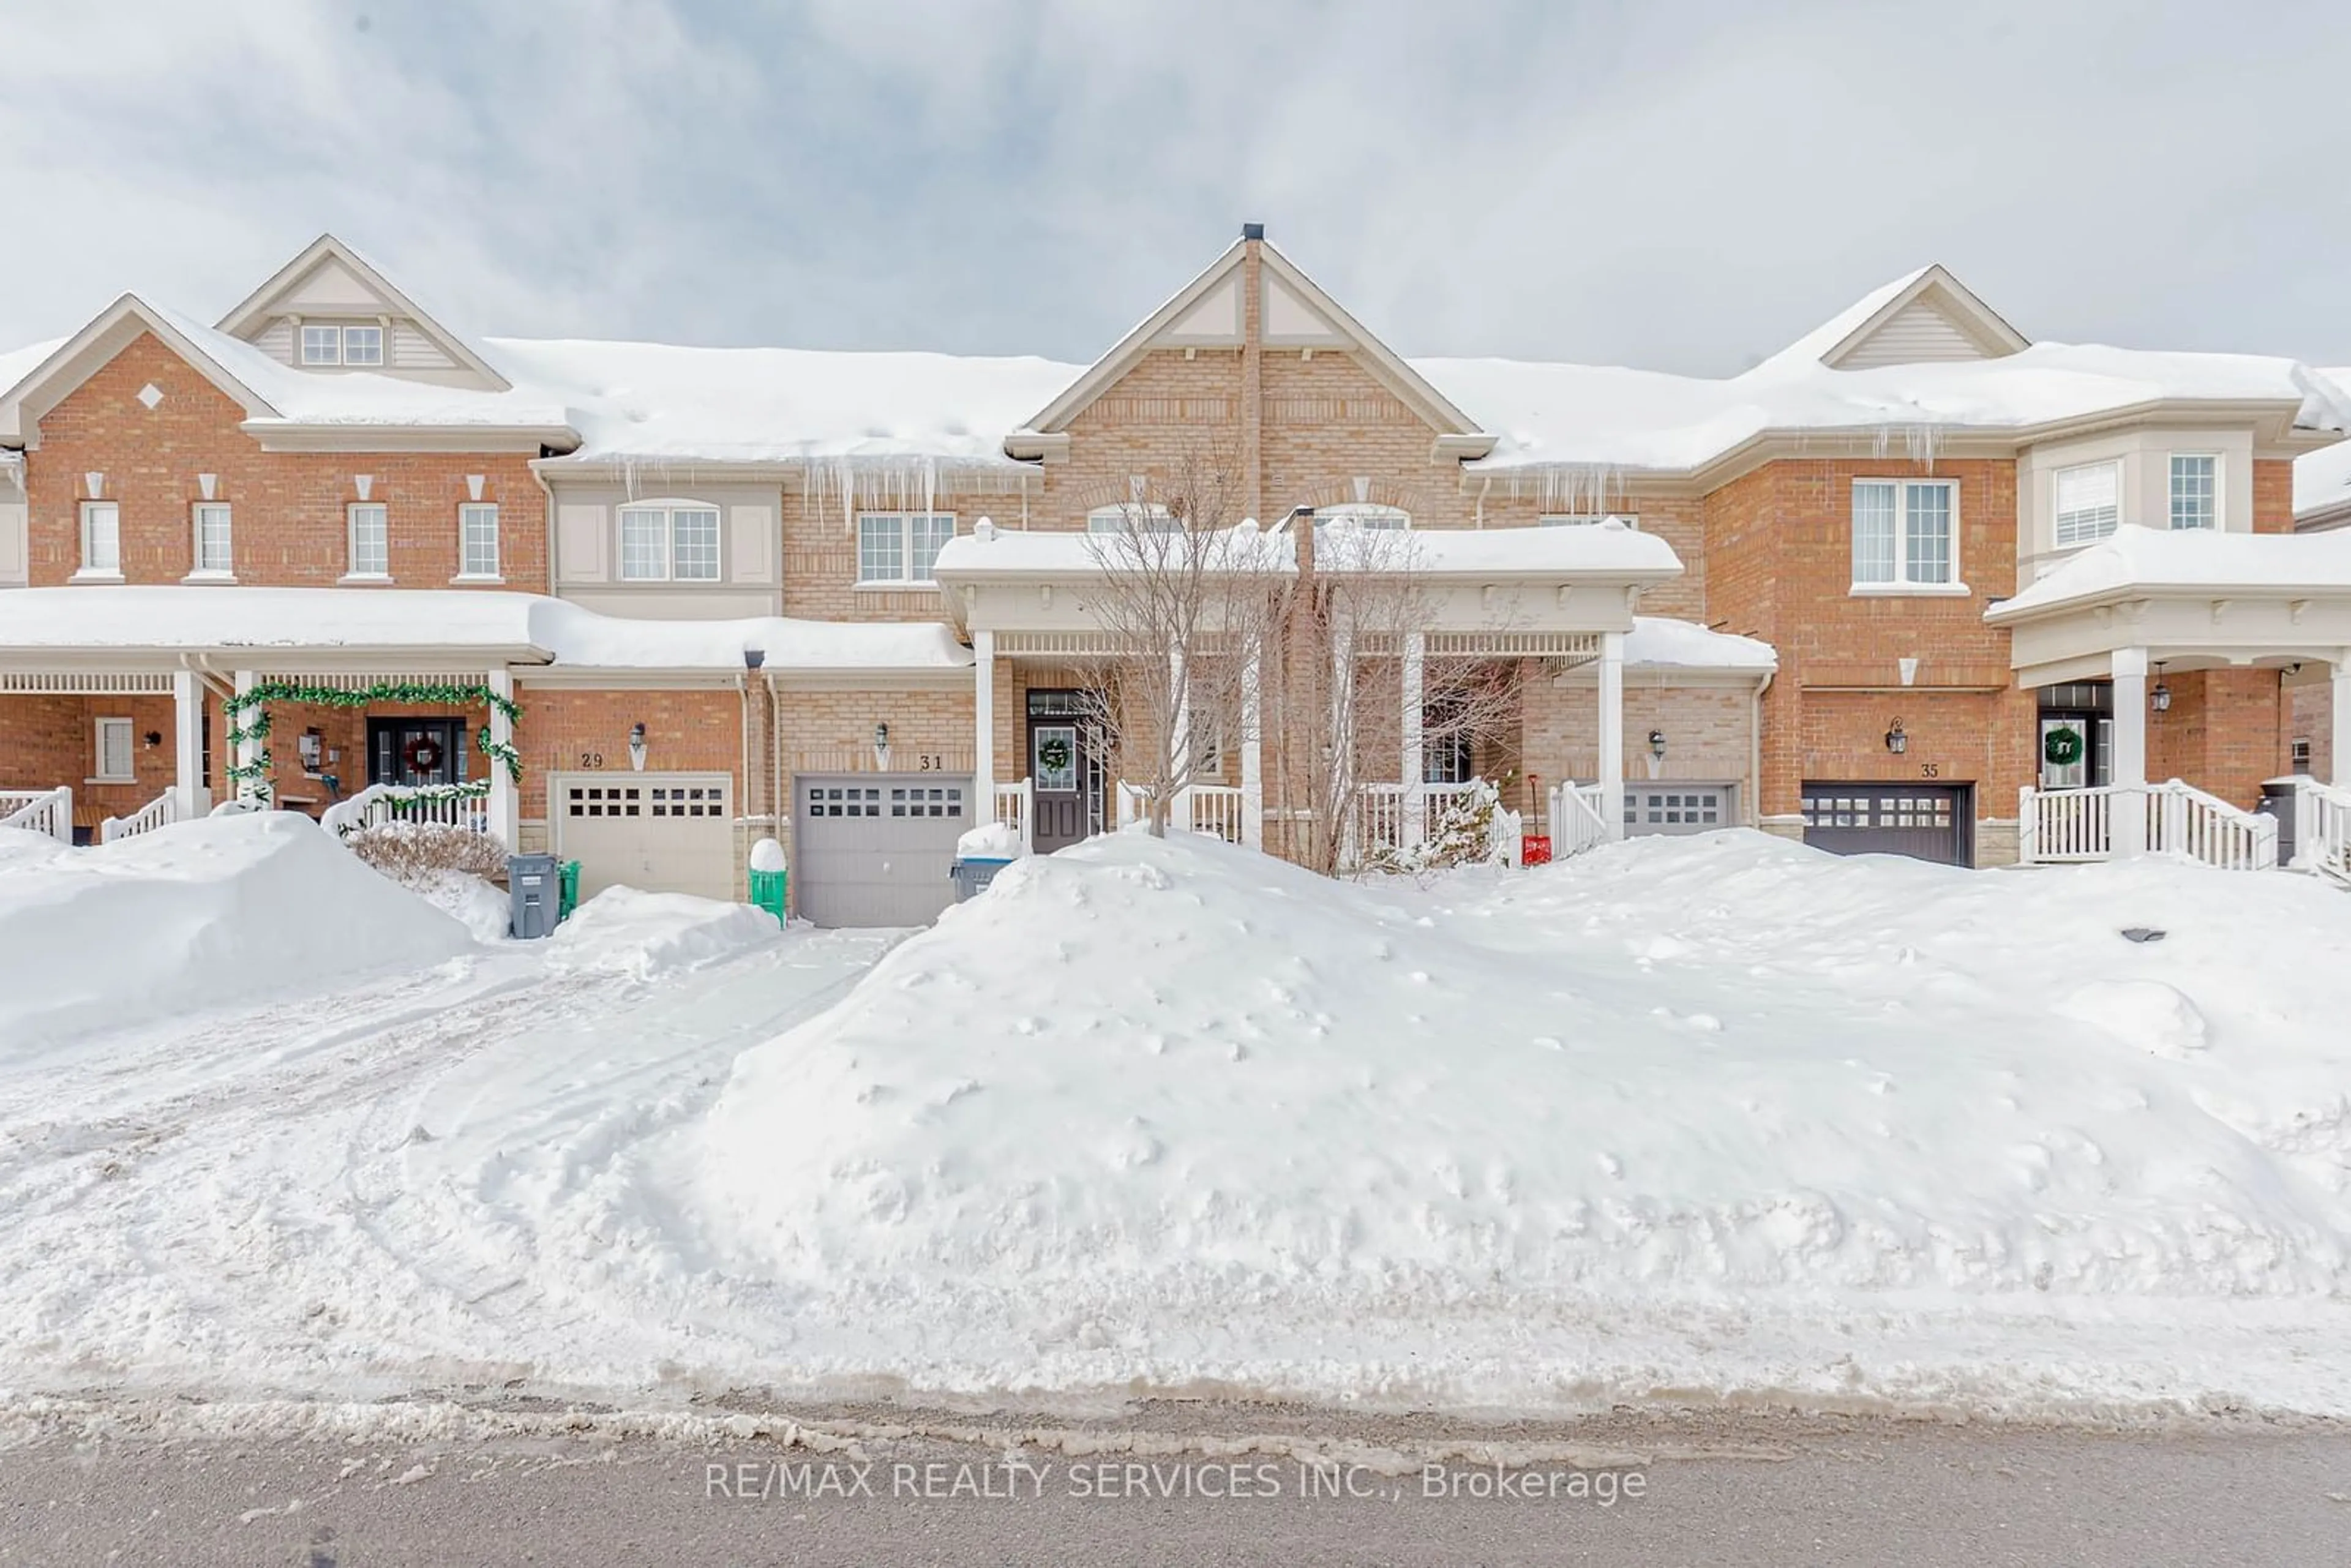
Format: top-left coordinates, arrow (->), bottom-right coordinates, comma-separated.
300,323 -> 386,367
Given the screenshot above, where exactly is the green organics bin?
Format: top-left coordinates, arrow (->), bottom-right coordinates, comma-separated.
557,859 -> 580,921
748,836 -> 788,925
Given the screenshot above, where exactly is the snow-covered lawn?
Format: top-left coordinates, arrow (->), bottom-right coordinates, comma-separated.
2,816 -> 2348,1422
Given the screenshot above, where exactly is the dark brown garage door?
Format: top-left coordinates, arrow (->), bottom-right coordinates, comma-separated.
1800,782 -> 1973,865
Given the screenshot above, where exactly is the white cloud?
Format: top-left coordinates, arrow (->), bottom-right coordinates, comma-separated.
2,0 -> 2349,373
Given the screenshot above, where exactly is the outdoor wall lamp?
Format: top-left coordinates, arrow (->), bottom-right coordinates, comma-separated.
874,722 -> 889,752
1884,718 -> 1908,756
143,730 -> 163,749
2151,661 -> 2172,714
627,722 -> 648,771
1648,729 -> 1667,762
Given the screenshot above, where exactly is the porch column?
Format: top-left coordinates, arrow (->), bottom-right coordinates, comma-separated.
1400,631 -> 1426,848
1598,631 -> 1625,840
2111,646 -> 2148,855
231,669 -> 259,802
1240,639 -> 1264,851
486,667 -> 517,850
972,628 -> 996,822
172,669 -> 208,820
2333,660 -> 2351,789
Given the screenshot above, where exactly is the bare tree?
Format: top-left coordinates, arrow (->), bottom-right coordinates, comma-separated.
1071,448 -> 1289,838
1269,519 -> 1523,876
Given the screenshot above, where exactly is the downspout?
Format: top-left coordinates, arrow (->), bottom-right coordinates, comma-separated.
530,462 -> 559,595
1749,667 -> 1775,827
1475,475 -> 1490,529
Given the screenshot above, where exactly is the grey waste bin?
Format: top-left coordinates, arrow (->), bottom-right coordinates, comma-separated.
2258,779 -> 2298,868
508,852 -> 561,939
949,857 -> 1013,902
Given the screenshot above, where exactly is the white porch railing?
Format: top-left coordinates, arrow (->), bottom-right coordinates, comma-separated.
1111,781 -> 1249,844
991,778 -> 1034,852
1547,781 -> 1613,860
2292,777 -> 2351,887
318,782 -> 491,840
99,792 -> 180,843
0,787 -> 73,843
2018,781 -> 2278,871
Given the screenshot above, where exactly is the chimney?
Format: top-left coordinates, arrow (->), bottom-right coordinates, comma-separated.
1241,222 -> 1265,241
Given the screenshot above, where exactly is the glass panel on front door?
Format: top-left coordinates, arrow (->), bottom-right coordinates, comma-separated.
1033,725 -> 1078,792
2040,718 -> 2090,790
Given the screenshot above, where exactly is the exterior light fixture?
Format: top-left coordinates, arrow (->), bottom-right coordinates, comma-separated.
2151,661 -> 2172,714
874,722 -> 889,752
1648,729 -> 1667,762
1884,718 -> 1908,756
627,722 -> 648,771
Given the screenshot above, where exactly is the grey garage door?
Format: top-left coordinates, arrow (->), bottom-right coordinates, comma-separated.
1624,784 -> 1732,837
1800,782 -> 1973,866
794,774 -> 972,928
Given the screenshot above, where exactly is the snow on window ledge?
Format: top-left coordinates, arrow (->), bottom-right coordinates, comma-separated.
86,773 -> 137,786
1848,581 -> 1971,598
337,572 -> 395,587
180,571 -> 238,586
853,579 -> 942,593
69,569 -> 126,585
449,574 -> 506,586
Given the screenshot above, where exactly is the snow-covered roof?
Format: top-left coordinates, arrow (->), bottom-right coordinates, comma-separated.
0,587 -> 970,672
1420,342 -> 2351,477
2294,369 -> 2351,522
1623,615 -> 1777,672
934,522 -> 1297,579
931,517 -> 1684,582
1987,525 -> 2351,620
489,337 -> 1082,467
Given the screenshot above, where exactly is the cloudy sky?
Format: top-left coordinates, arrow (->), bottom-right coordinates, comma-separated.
4,0 -> 2349,375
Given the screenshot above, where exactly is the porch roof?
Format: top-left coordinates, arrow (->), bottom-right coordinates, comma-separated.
1982,527 -> 2351,685
0,587 -> 972,676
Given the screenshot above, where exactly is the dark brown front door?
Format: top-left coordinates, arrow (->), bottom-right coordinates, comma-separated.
1026,690 -> 1096,853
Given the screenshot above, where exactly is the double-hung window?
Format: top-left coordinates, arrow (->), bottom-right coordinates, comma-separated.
348,503 -> 390,579
857,513 -> 954,584
2054,461 -> 2121,547
93,718 -> 135,783
2169,454 -> 2217,530
458,503 -> 500,579
192,502 -> 233,577
78,501 -> 121,577
1850,479 -> 1958,588
618,503 -> 722,581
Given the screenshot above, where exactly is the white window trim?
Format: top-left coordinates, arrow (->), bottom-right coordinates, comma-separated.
74,500 -> 123,583
91,717 -> 137,784
2052,459 -> 2123,551
299,323 -> 343,366
617,500 -> 726,583
299,320 -> 388,369
186,501 -> 235,583
1314,503 -> 1412,531
855,511 -> 956,587
343,501 -> 391,583
2167,451 -> 2222,532
341,323 -> 385,368
454,502 -> 503,583
1849,478 -> 1966,595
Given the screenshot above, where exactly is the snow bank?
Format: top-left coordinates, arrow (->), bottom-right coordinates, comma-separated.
688,830 -> 2351,1406
0,814 -> 473,1050
954,822 -> 1025,860
544,887 -> 781,980
408,869 -> 514,943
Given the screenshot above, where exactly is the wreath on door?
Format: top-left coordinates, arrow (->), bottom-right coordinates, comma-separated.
1036,734 -> 1073,776
403,735 -> 445,774
2042,726 -> 2085,768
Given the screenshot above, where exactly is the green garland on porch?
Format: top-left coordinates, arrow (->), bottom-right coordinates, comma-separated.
223,678 -> 523,803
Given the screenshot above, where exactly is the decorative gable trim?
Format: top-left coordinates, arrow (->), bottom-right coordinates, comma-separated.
213,233 -> 511,391
0,295 -> 280,448
1013,237 -> 1484,443
1817,265 -> 2030,370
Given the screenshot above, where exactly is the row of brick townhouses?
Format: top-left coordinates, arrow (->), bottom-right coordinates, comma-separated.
4,228 -> 2351,920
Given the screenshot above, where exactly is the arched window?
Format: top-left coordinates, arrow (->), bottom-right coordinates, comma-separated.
1313,503 -> 1410,531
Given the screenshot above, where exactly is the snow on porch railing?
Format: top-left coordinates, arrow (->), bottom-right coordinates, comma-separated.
991,778 -> 1033,852
99,792 -> 180,843
1180,784 -> 1246,843
1547,781 -> 1613,860
2291,777 -> 2351,887
0,787 -> 72,843
319,781 -> 490,841
2019,781 -> 2276,871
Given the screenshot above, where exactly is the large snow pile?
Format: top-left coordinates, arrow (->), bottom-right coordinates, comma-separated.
545,887 -> 782,980
691,830 -> 2351,1406
0,814 -> 473,1050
